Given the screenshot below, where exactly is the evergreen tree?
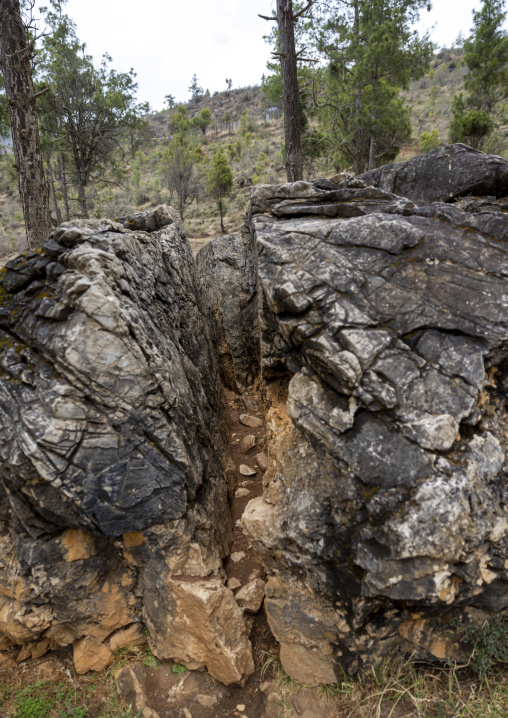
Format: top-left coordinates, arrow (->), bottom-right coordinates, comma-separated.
463,0 -> 508,113
170,105 -> 191,137
161,142 -> 201,220
312,0 -> 432,172
207,150 -> 233,234
449,93 -> 494,149
188,74 -> 203,99
192,108 -> 212,136
164,93 -> 175,110
38,0 -> 146,217
449,0 -> 508,149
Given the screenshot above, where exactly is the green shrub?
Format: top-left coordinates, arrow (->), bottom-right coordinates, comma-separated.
172,663 -> 188,674
418,129 -> 440,152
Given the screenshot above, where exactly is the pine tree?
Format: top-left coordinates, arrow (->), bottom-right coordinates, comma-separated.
463,0 -> 508,113
312,0 -> 433,172
448,0 -> 508,149
37,0 -> 145,217
207,150 -> 233,235
188,74 -> 203,99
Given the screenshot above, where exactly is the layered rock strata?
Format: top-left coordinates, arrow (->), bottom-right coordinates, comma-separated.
0,207 -> 253,683
243,173 -> 508,683
358,143 -> 508,205
196,226 -> 259,393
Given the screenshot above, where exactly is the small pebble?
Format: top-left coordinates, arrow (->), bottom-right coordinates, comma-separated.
240,414 -> 263,428
236,706 -> 246,713
196,694 -> 218,708
228,577 -> 242,590
240,435 -> 256,452
256,452 -> 268,471
230,551 -> 245,563
239,464 -> 256,476
235,487 -> 251,498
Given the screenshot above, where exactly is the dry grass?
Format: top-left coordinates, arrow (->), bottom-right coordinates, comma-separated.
263,652 -> 508,718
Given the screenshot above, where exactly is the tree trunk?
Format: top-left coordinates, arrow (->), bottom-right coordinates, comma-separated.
46,154 -> 62,226
0,0 -> 53,249
368,135 -> 376,170
58,154 -> 70,221
277,0 -> 303,182
75,172 -> 88,217
353,0 -> 364,174
219,200 -> 225,234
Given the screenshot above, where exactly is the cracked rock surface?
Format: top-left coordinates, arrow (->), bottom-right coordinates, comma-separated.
243,166 -> 508,683
358,143 -> 508,205
0,207 -> 253,683
196,226 -> 260,393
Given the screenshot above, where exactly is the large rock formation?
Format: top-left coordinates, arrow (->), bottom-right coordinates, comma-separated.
0,207 -> 253,683
243,171 -> 508,683
358,143 -> 508,205
196,226 -> 259,393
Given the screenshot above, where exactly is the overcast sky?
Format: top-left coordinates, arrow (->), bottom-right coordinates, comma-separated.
32,1 -> 507,111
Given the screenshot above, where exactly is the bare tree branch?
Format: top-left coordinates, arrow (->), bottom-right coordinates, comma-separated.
292,0 -> 318,21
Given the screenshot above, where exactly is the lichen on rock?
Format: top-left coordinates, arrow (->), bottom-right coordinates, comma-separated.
243,158 -> 508,684
0,206 -> 253,682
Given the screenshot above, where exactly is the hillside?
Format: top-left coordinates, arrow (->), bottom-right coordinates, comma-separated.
2,49 -> 508,263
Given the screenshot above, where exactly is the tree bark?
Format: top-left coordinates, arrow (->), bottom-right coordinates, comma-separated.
277,0 -> 303,182
45,154 -> 62,226
57,154 -> 70,221
0,0 -> 53,248
218,199 -> 225,234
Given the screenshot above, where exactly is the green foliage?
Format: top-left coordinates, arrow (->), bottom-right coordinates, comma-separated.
160,140 -> 201,219
172,663 -> 188,674
449,92 -> 494,148
207,149 -> 233,232
222,111 -> 232,123
239,110 -> 256,137
37,0 -> 147,216
170,105 -> 191,137
460,617 -> 508,677
192,107 -> 212,135
309,0 -> 432,172
142,653 -> 161,668
188,74 -> 203,99
418,129 -> 440,152
164,94 -> 175,110
0,680 -> 12,709
463,0 -> 508,113
13,683 -> 55,718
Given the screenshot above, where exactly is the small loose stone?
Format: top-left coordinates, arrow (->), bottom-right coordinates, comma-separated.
230,551 -> 246,563
240,435 -> 256,452
239,465 -> 256,476
240,414 -> 263,428
228,578 -> 242,591
235,487 -> 251,498
256,452 -> 268,471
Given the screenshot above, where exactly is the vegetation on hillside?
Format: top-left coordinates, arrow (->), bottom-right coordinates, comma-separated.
0,0 -> 507,260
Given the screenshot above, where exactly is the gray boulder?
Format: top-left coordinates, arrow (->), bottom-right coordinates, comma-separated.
0,207 -> 253,682
358,143 -> 508,205
196,227 -> 259,393
243,178 -> 508,682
